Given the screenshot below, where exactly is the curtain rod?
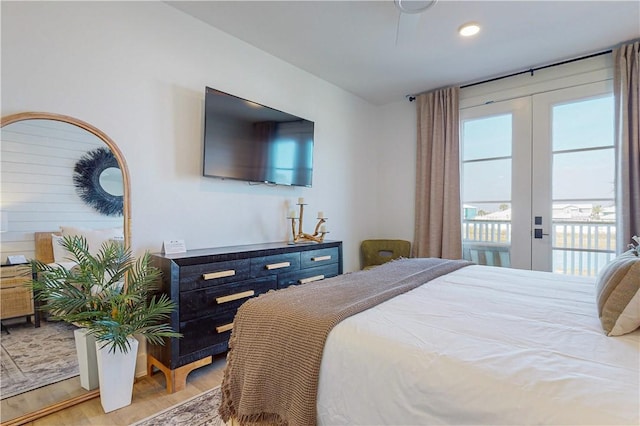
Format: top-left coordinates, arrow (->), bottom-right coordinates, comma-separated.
407,49 -> 612,102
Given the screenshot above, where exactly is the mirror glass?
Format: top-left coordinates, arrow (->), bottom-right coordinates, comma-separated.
100,167 -> 124,196
0,112 -> 130,423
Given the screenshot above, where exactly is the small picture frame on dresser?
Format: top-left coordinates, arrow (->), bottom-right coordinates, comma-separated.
6,255 -> 28,265
163,240 -> 187,255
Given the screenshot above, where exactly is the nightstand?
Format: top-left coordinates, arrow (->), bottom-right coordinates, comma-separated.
0,264 -> 35,333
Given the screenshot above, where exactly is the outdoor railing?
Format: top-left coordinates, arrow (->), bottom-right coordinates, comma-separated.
551,221 -> 616,276
462,219 -> 616,276
463,219 -> 511,244
462,219 -> 511,268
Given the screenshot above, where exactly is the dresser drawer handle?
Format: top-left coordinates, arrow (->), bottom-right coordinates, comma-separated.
266,261 -> 290,270
202,269 -> 235,280
216,290 -> 255,304
311,255 -> 331,262
216,323 -> 234,334
299,274 -> 324,284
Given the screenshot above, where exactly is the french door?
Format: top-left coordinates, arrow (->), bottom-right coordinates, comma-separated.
460,81 -> 616,275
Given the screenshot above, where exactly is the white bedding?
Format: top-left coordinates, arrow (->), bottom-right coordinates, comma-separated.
317,265 -> 640,425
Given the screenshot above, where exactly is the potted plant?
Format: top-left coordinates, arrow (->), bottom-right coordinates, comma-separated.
30,235 -> 181,412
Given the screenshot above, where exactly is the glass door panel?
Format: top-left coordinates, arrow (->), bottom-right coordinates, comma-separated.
551,95 -> 616,275
533,81 -> 615,275
461,81 -> 614,276
460,98 -> 532,270
462,159 -> 511,202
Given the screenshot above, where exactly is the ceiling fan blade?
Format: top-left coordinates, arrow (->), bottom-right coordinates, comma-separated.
395,0 -> 437,14
395,12 -> 421,46
393,0 -> 437,46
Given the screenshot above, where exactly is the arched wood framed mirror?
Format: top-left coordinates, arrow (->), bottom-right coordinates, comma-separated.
0,112 -> 131,425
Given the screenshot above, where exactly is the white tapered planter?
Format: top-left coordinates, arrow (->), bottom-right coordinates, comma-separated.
95,336 -> 138,413
74,328 -> 99,391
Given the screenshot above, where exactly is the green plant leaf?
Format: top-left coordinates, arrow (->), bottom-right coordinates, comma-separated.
30,235 -> 181,352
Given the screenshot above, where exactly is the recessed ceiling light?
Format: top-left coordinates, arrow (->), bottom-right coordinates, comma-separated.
459,22 -> 481,37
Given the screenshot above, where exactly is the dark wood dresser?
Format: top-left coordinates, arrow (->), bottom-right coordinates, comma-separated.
147,240 -> 343,392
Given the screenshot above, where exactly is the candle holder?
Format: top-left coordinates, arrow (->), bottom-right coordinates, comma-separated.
288,202 -> 328,244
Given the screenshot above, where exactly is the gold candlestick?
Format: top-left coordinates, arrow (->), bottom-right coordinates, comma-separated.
288,202 -> 328,244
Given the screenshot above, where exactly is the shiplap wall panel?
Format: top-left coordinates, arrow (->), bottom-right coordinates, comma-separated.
2,192 -> 80,204
1,119 -> 123,263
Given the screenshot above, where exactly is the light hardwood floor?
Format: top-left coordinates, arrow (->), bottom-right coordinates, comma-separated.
25,356 -> 227,426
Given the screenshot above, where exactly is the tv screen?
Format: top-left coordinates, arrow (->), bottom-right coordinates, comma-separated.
203,87 -> 314,187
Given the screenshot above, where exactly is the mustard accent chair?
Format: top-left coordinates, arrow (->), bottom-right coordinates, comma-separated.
361,239 -> 411,270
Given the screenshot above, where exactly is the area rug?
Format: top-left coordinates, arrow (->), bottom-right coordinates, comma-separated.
0,320 -> 79,399
131,386 -> 223,426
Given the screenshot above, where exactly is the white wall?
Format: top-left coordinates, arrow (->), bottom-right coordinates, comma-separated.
0,1 -> 384,273
376,99 -> 417,244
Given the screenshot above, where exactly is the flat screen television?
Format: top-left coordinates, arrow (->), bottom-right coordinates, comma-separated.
203,87 -> 314,187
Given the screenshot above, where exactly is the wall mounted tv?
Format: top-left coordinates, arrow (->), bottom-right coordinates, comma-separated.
203,87 -> 314,187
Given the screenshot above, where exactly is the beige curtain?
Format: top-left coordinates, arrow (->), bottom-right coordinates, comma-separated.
412,87 -> 462,259
614,40 -> 640,253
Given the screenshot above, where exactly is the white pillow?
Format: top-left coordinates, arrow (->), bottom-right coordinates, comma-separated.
60,226 -> 124,256
595,250 -> 640,336
51,234 -> 73,263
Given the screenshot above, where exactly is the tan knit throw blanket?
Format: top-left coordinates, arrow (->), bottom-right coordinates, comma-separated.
219,257 -> 471,426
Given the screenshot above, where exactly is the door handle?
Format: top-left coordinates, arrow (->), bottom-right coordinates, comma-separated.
534,229 -> 549,239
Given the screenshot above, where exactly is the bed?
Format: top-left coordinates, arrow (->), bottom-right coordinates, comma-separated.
219,257 -> 640,425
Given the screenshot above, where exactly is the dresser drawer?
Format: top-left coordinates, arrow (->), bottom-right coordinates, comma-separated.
179,276 -> 276,322
300,247 -> 339,269
278,262 -> 340,288
180,259 -> 251,292
179,312 -> 237,356
251,252 -> 300,277
1,265 -> 34,320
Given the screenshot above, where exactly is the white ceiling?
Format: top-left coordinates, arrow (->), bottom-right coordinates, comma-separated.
167,1 -> 640,105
